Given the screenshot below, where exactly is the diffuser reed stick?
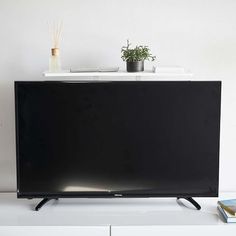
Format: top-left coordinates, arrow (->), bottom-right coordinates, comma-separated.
48,20 -> 63,72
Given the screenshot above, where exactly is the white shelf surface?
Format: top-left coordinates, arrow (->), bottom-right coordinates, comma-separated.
0,192 -> 235,226
44,70 -> 193,78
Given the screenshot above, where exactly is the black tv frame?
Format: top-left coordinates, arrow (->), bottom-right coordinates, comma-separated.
15,81 -> 221,211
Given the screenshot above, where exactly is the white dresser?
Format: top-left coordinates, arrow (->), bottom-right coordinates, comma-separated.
0,192 -> 235,236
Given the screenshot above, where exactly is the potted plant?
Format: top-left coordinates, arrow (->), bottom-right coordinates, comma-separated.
121,40 -> 156,72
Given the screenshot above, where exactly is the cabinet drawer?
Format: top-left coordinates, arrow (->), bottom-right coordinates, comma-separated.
0,226 -> 110,236
112,225 -> 236,236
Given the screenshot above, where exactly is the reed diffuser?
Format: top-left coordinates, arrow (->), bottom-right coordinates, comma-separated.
49,21 -> 63,72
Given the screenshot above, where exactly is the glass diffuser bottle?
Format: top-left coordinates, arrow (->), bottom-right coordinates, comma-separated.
49,48 -> 61,72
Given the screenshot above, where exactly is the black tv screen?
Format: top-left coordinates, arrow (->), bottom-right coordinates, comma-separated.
15,81 -> 221,198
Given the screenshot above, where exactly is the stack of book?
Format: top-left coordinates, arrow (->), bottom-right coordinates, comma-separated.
218,199 -> 236,223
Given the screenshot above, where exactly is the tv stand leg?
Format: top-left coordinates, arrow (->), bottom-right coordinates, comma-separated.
35,198 -> 58,211
177,197 -> 201,210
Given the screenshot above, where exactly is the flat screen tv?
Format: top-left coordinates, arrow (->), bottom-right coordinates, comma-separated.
15,81 -> 221,210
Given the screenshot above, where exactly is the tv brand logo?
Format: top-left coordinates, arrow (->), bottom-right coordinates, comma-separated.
114,194 -> 123,197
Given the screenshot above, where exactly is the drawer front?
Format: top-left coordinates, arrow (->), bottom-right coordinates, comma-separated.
0,226 -> 110,236
112,225 -> 236,236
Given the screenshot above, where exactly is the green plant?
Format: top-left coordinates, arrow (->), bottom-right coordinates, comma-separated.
121,40 -> 156,62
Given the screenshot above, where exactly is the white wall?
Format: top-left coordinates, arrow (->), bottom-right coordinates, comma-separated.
0,0 -> 236,192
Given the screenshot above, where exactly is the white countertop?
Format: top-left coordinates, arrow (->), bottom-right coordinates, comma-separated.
0,192 -> 235,226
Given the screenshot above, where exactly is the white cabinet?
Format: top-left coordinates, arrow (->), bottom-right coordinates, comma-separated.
0,193 -> 236,235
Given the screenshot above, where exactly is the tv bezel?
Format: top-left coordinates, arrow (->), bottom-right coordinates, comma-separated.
15,81 -> 221,199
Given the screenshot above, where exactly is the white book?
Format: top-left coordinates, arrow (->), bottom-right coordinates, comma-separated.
217,205 -> 236,223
